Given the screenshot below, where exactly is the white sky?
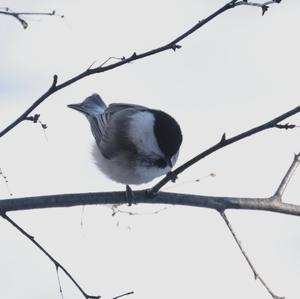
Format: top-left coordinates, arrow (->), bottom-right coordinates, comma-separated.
1,1 -> 300,299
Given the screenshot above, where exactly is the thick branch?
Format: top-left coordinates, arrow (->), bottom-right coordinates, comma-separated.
1,191 -> 300,216
1,139 -> 299,218
0,0 -> 281,138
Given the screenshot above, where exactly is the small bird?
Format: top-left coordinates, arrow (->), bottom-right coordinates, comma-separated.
68,94 -> 182,191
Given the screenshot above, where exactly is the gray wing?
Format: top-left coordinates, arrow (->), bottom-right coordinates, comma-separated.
91,103 -> 148,159
106,103 -> 147,113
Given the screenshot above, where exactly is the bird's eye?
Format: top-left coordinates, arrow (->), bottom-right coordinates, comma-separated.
154,158 -> 167,168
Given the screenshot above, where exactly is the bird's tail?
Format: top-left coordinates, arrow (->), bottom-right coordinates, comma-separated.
68,93 -> 107,116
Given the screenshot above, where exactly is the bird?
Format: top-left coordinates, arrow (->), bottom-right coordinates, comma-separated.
68,93 -> 182,198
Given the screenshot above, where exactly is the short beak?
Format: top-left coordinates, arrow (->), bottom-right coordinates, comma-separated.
67,103 -> 87,114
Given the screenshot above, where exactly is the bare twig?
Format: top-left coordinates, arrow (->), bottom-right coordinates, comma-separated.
87,56 -> 126,71
112,291 -> 134,299
237,0 -> 281,15
80,206 -> 86,228
25,114 -> 48,140
99,57 -> 126,68
0,167 -> 13,196
219,211 -> 284,299
56,266 -> 65,299
273,153 -> 300,200
149,105 -> 300,195
0,7 -> 64,29
0,75 -> 57,138
0,0 -> 281,138
0,212 -> 101,299
275,123 -> 297,130
111,205 -> 170,217
163,173 -> 216,191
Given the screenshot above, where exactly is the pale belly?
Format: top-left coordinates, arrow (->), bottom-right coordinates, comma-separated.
92,144 -> 171,185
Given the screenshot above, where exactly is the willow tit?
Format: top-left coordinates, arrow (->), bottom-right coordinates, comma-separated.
68,94 -> 182,186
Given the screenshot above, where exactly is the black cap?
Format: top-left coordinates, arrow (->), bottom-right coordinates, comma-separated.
151,109 -> 182,159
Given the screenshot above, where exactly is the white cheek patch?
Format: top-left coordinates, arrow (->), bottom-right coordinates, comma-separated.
171,150 -> 179,167
128,111 -> 163,157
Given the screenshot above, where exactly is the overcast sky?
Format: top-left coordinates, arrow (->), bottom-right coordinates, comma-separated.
1,1 -> 300,299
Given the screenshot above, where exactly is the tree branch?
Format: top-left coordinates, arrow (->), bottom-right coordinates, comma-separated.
1,189 -> 300,215
0,212 -> 101,299
112,291 -> 134,299
220,211 -> 283,299
1,150 -> 299,215
0,151 -> 298,299
0,0 -> 281,138
273,153 -> 300,200
0,144 -> 299,216
236,0 -> 282,16
0,7 -> 64,29
149,106 -> 300,195
55,266 -> 64,299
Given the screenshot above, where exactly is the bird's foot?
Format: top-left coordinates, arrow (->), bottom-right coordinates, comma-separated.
146,188 -> 157,198
166,171 -> 178,183
126,185 -> 135,206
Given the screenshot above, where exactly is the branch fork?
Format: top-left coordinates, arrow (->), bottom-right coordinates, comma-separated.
0,7 -> 64,29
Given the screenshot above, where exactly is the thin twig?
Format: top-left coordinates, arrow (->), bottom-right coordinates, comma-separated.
273,153 -> 300,199
0,167 -> 13,196
0,7 -> 64,29
236,0 -> 281,15
219,211 -> 284,299
80,206 -> 86,228
149,105 -> 300,195
38,120 -> 48,141
0,212 -> 101,299
0,0 -> 281,138
111,205 -> 170,217
56,265 -> 64,299
112,291 -> 134,299
99,57 -> 126,68
275,123 -> 297,130
163,173 -> 216,191
25,114 -> 48,140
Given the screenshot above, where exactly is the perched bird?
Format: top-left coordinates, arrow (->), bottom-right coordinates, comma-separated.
68,94 -> 182,190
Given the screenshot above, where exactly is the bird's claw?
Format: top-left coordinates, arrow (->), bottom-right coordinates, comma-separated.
126,185 -> 135,206
166,171 -> 178,183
